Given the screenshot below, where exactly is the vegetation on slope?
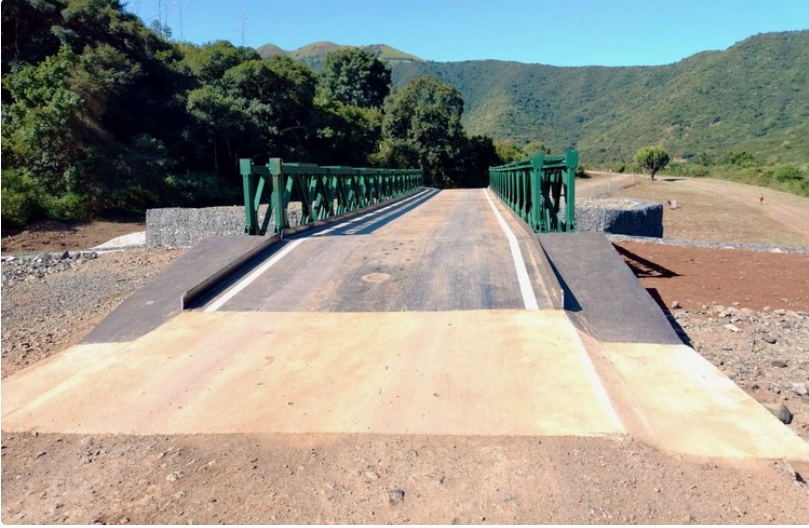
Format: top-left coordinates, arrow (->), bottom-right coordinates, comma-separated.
1,3 -> 489,227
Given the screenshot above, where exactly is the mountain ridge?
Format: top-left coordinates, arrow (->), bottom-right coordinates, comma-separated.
258,31 -> 809,164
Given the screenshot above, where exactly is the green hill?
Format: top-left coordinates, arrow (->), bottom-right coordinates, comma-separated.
262,31 -> 809,165
256,41 -> 424,70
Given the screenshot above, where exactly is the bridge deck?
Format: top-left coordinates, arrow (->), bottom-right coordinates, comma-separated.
197,188 -> 554,312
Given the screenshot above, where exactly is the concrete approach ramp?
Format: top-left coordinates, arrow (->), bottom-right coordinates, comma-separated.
2,189 -> 807,464
1,310 -> 623,437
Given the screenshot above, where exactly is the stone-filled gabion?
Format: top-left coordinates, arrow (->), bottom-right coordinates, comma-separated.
146,204 -> 304,248
574,197 -> 663,238
146,207 -> 252,248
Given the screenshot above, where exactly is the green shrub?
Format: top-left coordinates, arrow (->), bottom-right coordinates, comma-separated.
1,170 -> 46,227
55,192 -> 89,220
773,164 -> 804,182
718,151 -> 758,168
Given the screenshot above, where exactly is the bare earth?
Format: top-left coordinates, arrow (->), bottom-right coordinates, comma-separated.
2,180 -> 809,524
1,220 -> 145,254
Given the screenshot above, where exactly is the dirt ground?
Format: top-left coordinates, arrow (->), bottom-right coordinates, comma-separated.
615,242 -> 809,313
2,181 -> 809,524
1,220 -> 145,254
611,175 -> 809,247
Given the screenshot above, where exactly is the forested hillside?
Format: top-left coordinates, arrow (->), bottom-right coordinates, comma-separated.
264,32 -> 809,165
392,31 -> 809,165
1,0 -> 491,227
3,0 -> 807,228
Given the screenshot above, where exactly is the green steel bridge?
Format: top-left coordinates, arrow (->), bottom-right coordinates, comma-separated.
3,149 -> 807,467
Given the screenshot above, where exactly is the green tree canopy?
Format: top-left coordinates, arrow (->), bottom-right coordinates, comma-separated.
178,40 -> 259,85
319,48 -> 391,108
634,145 -> 670,180
381,76 -> 466,186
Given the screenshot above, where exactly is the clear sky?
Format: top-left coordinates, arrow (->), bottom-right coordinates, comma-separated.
129,0 -> 809,66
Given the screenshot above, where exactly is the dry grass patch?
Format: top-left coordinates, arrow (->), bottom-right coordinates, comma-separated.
614,178 -> 807,246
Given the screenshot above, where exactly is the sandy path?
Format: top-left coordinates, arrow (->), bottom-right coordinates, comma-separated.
681,178 -> 809,243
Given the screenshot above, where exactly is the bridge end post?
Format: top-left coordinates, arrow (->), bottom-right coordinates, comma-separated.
530,152 -> 546,232
268,158 -> 287,234
241,159 -> 259,235
565,149 -> 578,232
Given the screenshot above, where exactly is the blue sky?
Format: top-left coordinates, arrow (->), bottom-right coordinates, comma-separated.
129,0 -> 809,66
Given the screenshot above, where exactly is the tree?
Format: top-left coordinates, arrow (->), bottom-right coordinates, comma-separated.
524,141 -> 551,156
381,76 -> 466,186
634,146 -> 670,180
319,48 -> 391,108
178,40 -> 259,86
494,141 -> 526,164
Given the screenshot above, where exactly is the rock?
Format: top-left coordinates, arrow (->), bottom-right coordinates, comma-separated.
504,492 -> 517,502
364,470 -> 379,480
762,334 -> 778,345
671,300 -> 681,309
792,383 -> 808,397
766,403 -> 793,424
35,451 -> 47,459
724,324 -> 740,333
387,489 -> 405,506
771,360 -> 788,368
166,472 -> 180,482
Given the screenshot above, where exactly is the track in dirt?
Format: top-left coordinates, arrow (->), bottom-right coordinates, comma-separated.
683,178 -> 809,243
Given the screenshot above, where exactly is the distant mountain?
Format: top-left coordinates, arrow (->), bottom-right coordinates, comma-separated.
256,41 -> 423,70
259,31 -> 809,164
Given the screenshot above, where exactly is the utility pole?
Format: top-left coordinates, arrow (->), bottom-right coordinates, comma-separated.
237,11 -> 250,48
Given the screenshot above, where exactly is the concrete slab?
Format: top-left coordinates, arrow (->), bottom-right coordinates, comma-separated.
538,231 -> 681,344
581,336 -> 809,462
2,310 -> 623,438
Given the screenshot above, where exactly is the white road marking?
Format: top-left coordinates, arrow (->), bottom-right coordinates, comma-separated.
205,189 -> 433,312
313,189 -> 434,237
484,189 -> 540,311
203,239 -> 304,312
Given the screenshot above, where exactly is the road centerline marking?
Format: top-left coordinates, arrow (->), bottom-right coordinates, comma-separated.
484,189 -> 540,310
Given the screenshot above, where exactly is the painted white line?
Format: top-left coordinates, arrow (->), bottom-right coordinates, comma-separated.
484,189 -> 539,311
203,239 -> 304,312
205,189 -> 435,312
313,189 -> 433,237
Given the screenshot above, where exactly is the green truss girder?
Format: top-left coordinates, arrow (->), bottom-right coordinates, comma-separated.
488,150 -> 578,233
241,158 -> 423,236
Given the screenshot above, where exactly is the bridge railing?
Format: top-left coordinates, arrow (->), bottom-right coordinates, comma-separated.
489,150 -> 578,233
241,158 -> 423,235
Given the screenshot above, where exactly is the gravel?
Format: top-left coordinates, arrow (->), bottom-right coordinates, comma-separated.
1,247 -> 183,378
668,304 -> 809,439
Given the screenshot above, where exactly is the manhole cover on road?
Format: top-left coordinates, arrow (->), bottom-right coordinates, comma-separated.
362,273 -> 391,284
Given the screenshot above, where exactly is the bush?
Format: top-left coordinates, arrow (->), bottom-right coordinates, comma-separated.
773,164 -> 804,182
1,170 -> 47,227
661,162 -> 710,177
574,165 -> 586,177
718,151 -> 758,168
